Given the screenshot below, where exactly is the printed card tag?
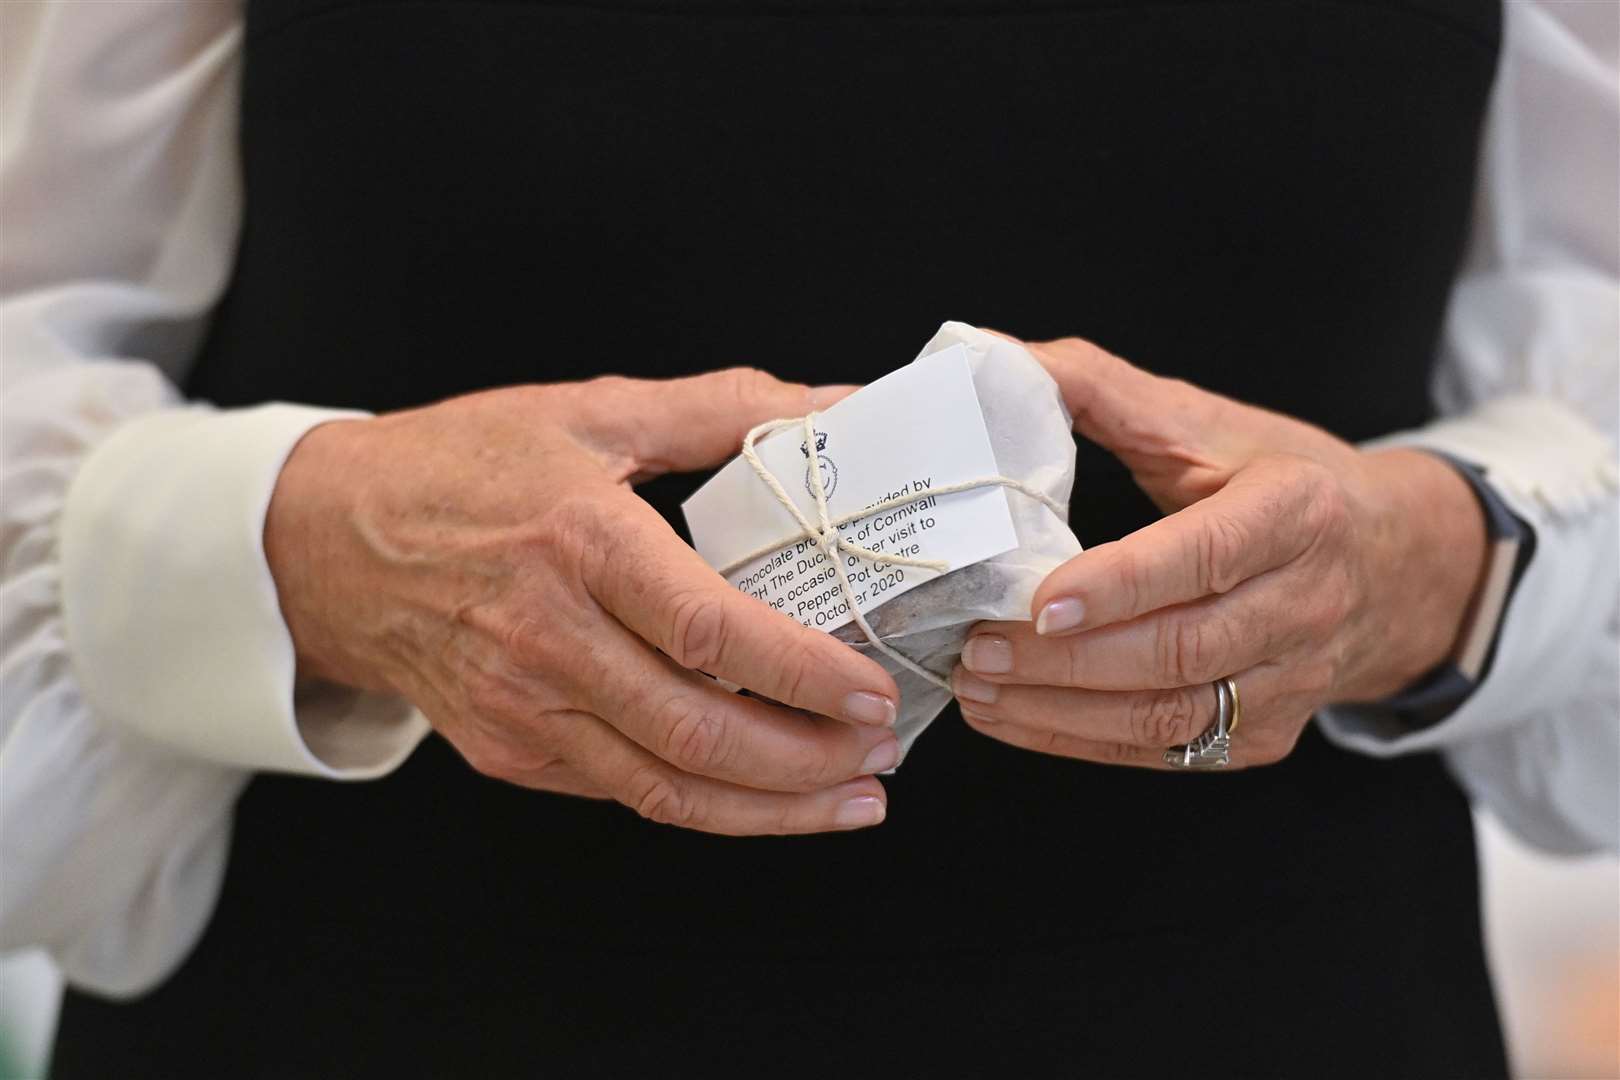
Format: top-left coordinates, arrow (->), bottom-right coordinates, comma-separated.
682,344 -> 1018,633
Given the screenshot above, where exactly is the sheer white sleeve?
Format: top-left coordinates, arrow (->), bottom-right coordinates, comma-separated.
0,1 -> 427,996
1317,0 -> 1619,855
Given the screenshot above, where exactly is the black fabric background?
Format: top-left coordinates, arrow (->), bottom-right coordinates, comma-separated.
55,1 -> 1507,1076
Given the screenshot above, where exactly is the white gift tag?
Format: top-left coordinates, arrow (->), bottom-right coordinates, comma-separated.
682,344 -> 1019,633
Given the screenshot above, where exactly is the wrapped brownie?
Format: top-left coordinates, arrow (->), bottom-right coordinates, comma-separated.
684,322 -> 1082,759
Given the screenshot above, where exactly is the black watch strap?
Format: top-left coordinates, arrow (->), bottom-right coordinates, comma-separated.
1379,451 -> 1536,729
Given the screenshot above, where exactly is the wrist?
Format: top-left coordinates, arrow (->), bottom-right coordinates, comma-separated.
264,417 -> 378,691
1346,448 -> 1489,699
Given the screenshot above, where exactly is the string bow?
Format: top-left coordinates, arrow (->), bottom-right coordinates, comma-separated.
722,412 -> 1067,690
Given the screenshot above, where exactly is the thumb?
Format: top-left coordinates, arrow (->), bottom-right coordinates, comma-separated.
994,330 -> 1290,497
579,367 -> 857,478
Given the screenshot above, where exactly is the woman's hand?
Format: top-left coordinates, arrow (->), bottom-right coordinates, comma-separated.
952,334 -> 1489,769
265,370 -> 902,834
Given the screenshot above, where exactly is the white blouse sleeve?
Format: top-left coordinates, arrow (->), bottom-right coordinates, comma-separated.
0,1 -> 427,996
1317,0 -> 1620,855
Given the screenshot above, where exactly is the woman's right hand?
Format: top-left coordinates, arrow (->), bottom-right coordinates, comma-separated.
263,370 -> 901,835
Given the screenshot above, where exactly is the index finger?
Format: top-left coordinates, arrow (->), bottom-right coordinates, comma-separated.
569,368 -> 859,479
591,500 -> 900,727
1030,456 -> 1322,636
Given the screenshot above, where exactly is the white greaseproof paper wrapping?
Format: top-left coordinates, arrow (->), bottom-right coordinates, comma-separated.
683,322 -> 1082,761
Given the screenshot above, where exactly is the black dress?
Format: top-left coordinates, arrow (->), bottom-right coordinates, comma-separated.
52,1 -> 1508,1076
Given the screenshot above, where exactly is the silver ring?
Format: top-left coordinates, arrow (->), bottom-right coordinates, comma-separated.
1162,677 -> 1238,770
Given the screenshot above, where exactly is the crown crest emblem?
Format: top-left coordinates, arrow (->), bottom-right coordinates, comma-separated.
799,431 -> 829,457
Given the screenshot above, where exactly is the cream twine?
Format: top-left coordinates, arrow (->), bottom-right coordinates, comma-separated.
720,412 -> 1067,690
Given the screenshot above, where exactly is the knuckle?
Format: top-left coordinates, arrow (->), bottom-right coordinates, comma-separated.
1062,637 -> 1084,688
1157,614 -> 1231,685
625,763 -> 698,828
456,737 -> 499,777
580,373 -> 637,407
1196,512 -> 1250,595
458,736 -> 522,783
1297,656 -> 1340,703
777,659 -> 813,712
664,589 -> 730,671
720,365 -> 783,407
453,686 -> 570,783
1096,738 -> 1137,765
1296,461 -> 1349,538
502,615 -> 553,672
1129,687 -> 1202,746
653,695 -> 734,773
762,632 -> 815,709
770,800 -> 800,836
1324,568 -> 1358,628
461,663 -> 525,722
575,490 -> 638,536
537,493 -> 613,583
781,736 -> 837,790
1230,700 -> 1307,767
1109,545 -> 1146,617
1306,586 -> 1350,639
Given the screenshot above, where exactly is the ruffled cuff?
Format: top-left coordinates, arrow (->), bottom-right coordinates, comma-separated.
60,402 -> 430,777
1318,394 -> 1619,756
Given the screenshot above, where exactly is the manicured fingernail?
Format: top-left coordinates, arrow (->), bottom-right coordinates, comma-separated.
843,691 -> 896,727
952,669 -> 1000,705
1036,597 -> 1086,636
961,635 -> 1013,675
861,738 -> 901,775
835,795 -> 887,829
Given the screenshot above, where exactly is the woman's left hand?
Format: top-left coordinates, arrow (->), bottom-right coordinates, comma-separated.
952,333 -> 1490,769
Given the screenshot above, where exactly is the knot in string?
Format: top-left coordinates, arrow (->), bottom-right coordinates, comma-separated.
726,411 -> 1068,691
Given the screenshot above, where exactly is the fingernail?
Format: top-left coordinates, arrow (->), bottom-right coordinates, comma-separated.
860,738 -> 901,775
1036,597 -> 1086,636
952,669 -> 1000,705
961,709 -> 998,726
961,635 -> 1013,675
834,795 -> 887,829
843,691 -> 897,727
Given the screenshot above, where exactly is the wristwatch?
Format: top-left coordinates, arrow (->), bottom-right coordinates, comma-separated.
1382,452 -> 1536,729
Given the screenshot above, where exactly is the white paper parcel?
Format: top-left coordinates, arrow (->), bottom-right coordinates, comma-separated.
682,321 -> 1082,761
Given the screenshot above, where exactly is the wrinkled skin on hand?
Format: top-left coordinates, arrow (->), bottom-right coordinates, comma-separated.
953,333 -> 1489,770
266,370 -> 904,835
